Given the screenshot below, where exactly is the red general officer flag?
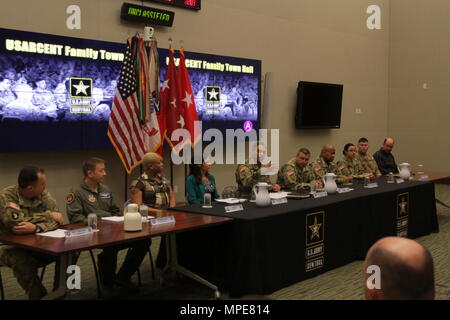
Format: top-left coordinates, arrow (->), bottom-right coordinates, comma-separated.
159,48 -> 184,152
177,47 -> 201,147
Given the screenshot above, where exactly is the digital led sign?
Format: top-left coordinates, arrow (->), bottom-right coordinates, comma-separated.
121,2 -> 175,27
145,0 -> 201,11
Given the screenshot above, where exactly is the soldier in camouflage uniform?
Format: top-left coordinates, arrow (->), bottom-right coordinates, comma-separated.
277,148 -> 322,191
0,77 -> 16,119
310,144 -> 353,184
235,143 -> 281,198
356,137 -> 381,178
32,79 -> 57,121
337,143 -> 368,179
130,153 -> 175,269
0,166 -> 64,299
66,158 -> 150,297
3,84 -> 43,121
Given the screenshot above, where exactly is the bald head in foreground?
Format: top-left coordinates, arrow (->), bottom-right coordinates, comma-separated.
364,237 -> 435,300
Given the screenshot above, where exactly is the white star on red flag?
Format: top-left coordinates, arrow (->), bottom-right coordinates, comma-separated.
170,98 -> 177,108
177,115 -> 185,128
182,91 -> 193,108
161,79 -> 169,92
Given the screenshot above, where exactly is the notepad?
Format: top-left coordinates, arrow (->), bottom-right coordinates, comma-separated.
36,229 -> 67,238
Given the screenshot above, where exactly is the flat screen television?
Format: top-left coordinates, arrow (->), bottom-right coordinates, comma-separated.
158,50 -> 261,135
0,28 -> 261,153
295,81 -> 343,129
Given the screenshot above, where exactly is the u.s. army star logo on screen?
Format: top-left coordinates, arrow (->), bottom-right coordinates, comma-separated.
70,78 -> 92,98
306,211 -> 325,246
397,192 -> 409,219
69,77 -> 93,113
205,86 -> 220,102
205,86 -> 221,115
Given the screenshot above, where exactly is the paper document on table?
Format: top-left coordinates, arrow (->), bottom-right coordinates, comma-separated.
36,229 -> 67,238
102,216 -> 124,222
215,198 -> 247,204
102,216 -> 154,222
270,192 -> 289,199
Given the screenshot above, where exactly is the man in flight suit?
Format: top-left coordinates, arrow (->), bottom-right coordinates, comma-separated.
66,157 -> 150,298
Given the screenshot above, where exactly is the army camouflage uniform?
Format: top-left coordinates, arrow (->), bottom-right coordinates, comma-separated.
235,161 -> 273,198
310,156 -> 346,184
356,153 -> 381,177
0,186 -> 60,300
336,157 -> 366,179
130,173 -> 171,269
276,158 -> 316,191
130,173 -> 171,210
66,181 -> 150,289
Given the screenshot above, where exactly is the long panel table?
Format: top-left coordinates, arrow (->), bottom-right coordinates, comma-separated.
0,212 -> 232,299
414,171 -> 450,184
171,178 -> 439,297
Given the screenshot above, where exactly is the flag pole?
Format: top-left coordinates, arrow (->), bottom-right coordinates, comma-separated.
184,163 -> 187,199
124,169 -> 128,203
170,152 -> 174,188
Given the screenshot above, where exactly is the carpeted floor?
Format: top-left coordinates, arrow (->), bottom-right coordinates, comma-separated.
1,184 -> 449,300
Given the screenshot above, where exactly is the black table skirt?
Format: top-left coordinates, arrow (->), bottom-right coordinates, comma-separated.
172,179 -> 438,297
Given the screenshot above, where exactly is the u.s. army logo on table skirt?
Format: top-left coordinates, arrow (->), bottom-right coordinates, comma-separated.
397,192 -> 409,219
306,211 -> 325,246
396,192 -> 409,237
305,211 -> 325,272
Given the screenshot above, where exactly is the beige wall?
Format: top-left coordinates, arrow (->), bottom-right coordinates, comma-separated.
388,0 -> 450,172
0,0 -> 390,218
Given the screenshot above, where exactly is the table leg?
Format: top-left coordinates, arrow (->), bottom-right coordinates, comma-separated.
41,254 -> 69,300
162,233 -> 221,299
436,198 -> 450,209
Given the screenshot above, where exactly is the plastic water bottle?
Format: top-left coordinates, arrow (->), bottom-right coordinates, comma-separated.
139,204 -> 149,220
202,193 -> 212,208
87,213 -> 98,230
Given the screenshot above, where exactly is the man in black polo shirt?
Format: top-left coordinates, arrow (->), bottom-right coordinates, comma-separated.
373,138 -> 399,175
66,157 -> 150,298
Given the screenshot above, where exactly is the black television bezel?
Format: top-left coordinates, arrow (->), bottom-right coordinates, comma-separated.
296,80 -> 343,129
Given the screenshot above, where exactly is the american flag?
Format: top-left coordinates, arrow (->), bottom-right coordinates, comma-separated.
107,38 -> 147,173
